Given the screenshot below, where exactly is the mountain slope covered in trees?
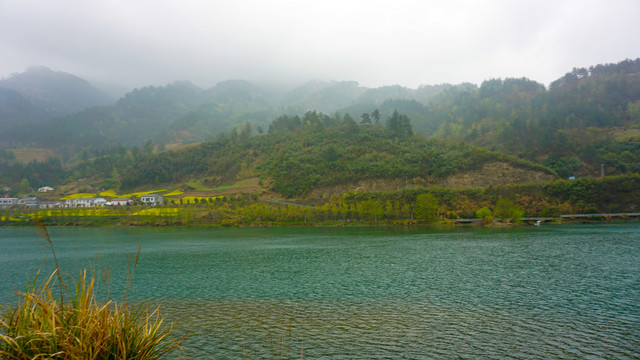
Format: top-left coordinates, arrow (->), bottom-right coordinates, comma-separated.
428,59 -> 640,177
117,110 -> 555,198
0,66 -> 113,132
4,60 -> 639,178
1,59 -> 639,201
0,81 -> 206,154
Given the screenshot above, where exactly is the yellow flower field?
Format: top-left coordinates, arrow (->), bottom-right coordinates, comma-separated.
60,193 -> 96,200
163,190 -> 184,197
93,189 -> 169,198
98,190 -> 118,197
118,190 -> 167,198
62,189 -> 192,201
133,208 -> 183,216
33,208 -> 124,217
0,215 -> 31,222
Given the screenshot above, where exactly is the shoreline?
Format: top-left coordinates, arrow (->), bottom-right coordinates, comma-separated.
1,215 -> 638,229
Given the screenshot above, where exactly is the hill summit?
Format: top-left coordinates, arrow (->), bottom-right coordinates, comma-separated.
0,66 -> 113,131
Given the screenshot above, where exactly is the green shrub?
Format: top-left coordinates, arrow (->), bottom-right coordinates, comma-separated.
475,206 -> 493,222
494,197 -> 524,221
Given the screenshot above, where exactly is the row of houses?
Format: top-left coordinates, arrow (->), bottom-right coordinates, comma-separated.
0,194 -> 164,209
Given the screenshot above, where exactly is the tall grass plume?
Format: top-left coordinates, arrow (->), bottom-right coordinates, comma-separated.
0,221 -> 184,359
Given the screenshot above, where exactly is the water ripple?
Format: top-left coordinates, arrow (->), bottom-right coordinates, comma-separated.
159,297 -> 640,359
1,225 -> 639,359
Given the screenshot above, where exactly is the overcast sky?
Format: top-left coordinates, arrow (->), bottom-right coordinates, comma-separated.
1,0 -> 639,91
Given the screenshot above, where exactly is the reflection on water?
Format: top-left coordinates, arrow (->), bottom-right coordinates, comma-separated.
1,225 -> 639,359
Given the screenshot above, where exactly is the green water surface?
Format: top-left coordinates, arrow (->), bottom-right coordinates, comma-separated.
1,225 -> 638,359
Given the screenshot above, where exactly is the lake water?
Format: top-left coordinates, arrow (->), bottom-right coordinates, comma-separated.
1,225 -> 639,359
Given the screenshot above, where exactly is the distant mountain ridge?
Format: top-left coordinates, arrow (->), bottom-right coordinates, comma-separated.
1,59 -> 640,199
0,66 -> 114,131
0,75 -> 472,151
1,59 -> 639,182
0,81 -> 206,153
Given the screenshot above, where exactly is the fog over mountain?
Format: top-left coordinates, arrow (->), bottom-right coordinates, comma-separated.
1,0 -> 639,91
0,66 -> 113,131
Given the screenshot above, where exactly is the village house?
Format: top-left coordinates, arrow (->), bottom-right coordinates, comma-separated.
64,198 -> 80,208
107,198 -> 133,206
17,196 -> 39,207
39,200 -> 63,209
65,198 -> 94,208
63,197 -> 114,208
38,186 -> 54,193
140,194 -> 164,206
92,197 -> 108,207
0,197 -> 19,209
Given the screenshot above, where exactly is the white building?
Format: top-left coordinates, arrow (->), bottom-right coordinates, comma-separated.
92,197 -> 108,207
65,198 -> 94,208
39,201 -> 63,209
140,194 -> 164,206
0,197 -> 18,208
17,197 -> 39,207
107,198 -> 133,206
38,186 -> 54,193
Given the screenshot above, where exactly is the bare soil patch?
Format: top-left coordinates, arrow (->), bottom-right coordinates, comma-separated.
305,162 -> 556,198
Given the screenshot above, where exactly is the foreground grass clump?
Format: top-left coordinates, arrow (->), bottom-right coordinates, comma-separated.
0,223 -> 183,360
0,271 -> 182,360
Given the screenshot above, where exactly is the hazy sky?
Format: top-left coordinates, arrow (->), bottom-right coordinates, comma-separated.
1,0 -> 639,90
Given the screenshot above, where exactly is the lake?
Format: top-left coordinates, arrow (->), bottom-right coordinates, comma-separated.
1,225 -> 639,359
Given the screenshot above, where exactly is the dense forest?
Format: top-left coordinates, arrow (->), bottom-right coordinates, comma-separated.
0,108 -> 555,199
429,59 -> 640,177
116,110 -> 554,197
1,59 -> 639,207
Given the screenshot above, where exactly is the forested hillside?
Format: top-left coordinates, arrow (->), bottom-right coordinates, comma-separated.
156,80 -> 282,144
0,78 -> 468,152
0,66 -> 113,133
117,110 -> 554,198
0,81 -> 206,155
1,59 -> 639,201
429,59 -> 640,177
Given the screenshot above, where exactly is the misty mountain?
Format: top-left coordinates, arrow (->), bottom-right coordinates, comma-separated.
0,77 -> 436,149
0,81 -> 206,153
3,58 -> 640,198
357,85 -> 416,104
203,80 -> 280,108
3,58 -> 640,181
157,80 -> 282,144
282,80 -> 365,114
0,66 -> 114,131
0,87 -> 48,130
163,80 -> 466,144
160,80 -> 465,144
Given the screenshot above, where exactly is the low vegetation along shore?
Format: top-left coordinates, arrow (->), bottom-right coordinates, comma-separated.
2,59 -> 640,228
2,174 -> 639,227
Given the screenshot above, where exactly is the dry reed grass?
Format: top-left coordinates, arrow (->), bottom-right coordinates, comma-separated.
0,221 -> 184,359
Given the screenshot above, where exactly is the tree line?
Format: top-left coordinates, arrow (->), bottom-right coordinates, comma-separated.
7,174 -> 639,226
118,110 -> 554,197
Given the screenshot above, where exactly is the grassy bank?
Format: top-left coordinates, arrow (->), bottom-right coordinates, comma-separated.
3,174 -> 640,228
